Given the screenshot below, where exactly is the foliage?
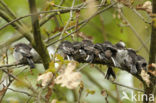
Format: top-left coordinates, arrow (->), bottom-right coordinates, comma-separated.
0,0 -> 155,103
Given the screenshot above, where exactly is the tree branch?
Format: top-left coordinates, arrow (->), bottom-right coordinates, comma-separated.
28,0 -> 50,69
149,1 -> 156,65
59,40 -> 156,103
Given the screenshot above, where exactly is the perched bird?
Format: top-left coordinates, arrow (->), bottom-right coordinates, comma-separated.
13,43 -> 35,68
102,41 -> 117,66
126,48 -> 138,74
82,40 -> 95,62
94,43 -> 108,61
73,41 -> 86,60
115,41 -> 126,49
101,41 -> 117,80
136,55 -> 147,72
58,41 -> 74,60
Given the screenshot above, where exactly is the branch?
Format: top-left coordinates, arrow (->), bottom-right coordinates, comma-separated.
0,7 -> 82,31
8,88 -> 32,97
28,0 -> 50,69
0,9 -> 33,43
144,0 -> 156,103
81,69 -> 117,101
94,66 -> 144,92
119,9 -> 149,53
149,1 -> 156,65
59,40 -> 156,103
46,2 -> 117,46
0,63 -> 23,69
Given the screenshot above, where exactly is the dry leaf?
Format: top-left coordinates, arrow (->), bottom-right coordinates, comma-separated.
55,61 -> 81,89
37,72 -> 53,87
140,70 -> 150,87
148,63 -> 156,76
142,1 -> 152,13
101,89 -> 107,96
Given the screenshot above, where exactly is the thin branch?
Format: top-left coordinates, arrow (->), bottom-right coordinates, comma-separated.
0,6 -> 83,31
111,81 -> 144,92
120,9 -> 149,53
47,2 -> 117,46
0,9 -> 33,42
0,63 -> 23,69
81,69 -> 117,101
47,20 -> 88,46
0,0 -> 23,26
94,66 -> 144,92
136,36 -> 150,52
132,8 -> 152,24
8,88 -> 32,97
0,75 -> 14,102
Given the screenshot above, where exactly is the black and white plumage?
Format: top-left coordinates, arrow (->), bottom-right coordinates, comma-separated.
58,40 -> 148,79
136,55 -> 147,72
82,40 -> 95,62
115,41 -> 126,49
102,41 -> 117,66
13,43 -> 35,68
105,67 -> 116,80
94,43 -> 108,61
59,41 -> 74,60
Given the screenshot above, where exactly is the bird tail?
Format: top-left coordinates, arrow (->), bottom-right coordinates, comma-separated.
105,67 -> 116,79
26,58 -> 35,68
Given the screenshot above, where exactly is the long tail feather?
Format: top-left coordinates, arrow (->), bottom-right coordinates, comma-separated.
26,58 -> 35,68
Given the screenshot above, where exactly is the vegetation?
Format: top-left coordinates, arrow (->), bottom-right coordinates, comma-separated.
0,0 -> 155,103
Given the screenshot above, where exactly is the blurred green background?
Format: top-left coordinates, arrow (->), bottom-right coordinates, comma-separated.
0,0 -> 152,103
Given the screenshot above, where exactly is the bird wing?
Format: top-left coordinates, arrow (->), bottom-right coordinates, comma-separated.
18,47 -> 32,58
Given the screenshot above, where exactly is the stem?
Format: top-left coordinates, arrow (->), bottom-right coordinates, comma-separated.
28,0 -> 50,69
149,1 -> 156,65
143,0 -> 156,103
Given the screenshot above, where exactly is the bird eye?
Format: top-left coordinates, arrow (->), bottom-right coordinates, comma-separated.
142,63 -> 147,67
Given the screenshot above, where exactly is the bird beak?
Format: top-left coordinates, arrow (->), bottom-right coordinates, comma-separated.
10,47 -> 14,51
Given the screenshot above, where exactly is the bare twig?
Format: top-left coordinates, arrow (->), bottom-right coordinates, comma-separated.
119,9 -> 149,53
111,81 -> 144,92
0,63 -> 23,69
0,6 -> 83,31
81,69 -> 117,101
94,66 -> 144,92
8,88 -> 32,97
0,9 -> 33,42
47,2 -> 117,46
136,36 -> 150,52
132,8 -> 152,24
0,0 -> 23,26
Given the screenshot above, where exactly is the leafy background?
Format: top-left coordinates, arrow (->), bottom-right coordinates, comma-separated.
0,0 -> 152,103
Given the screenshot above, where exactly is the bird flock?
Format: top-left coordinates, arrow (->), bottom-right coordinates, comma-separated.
59,40 -> 147,79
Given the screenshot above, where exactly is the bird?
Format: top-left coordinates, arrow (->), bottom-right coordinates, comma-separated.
105,67 -> 116,80
13,43 -> 35,68
82,40 -> 95,63
102,41 -> 117,66
101,41 -> 117,80
94,43 -> 108,61
73,41 -> 87,60
126,48 -> 138,74
58,41 -> 74,60
115,41 -> 126,49
136,55 -> 147,73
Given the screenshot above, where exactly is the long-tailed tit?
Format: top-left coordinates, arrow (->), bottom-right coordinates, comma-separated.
13,43 -> 36,68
